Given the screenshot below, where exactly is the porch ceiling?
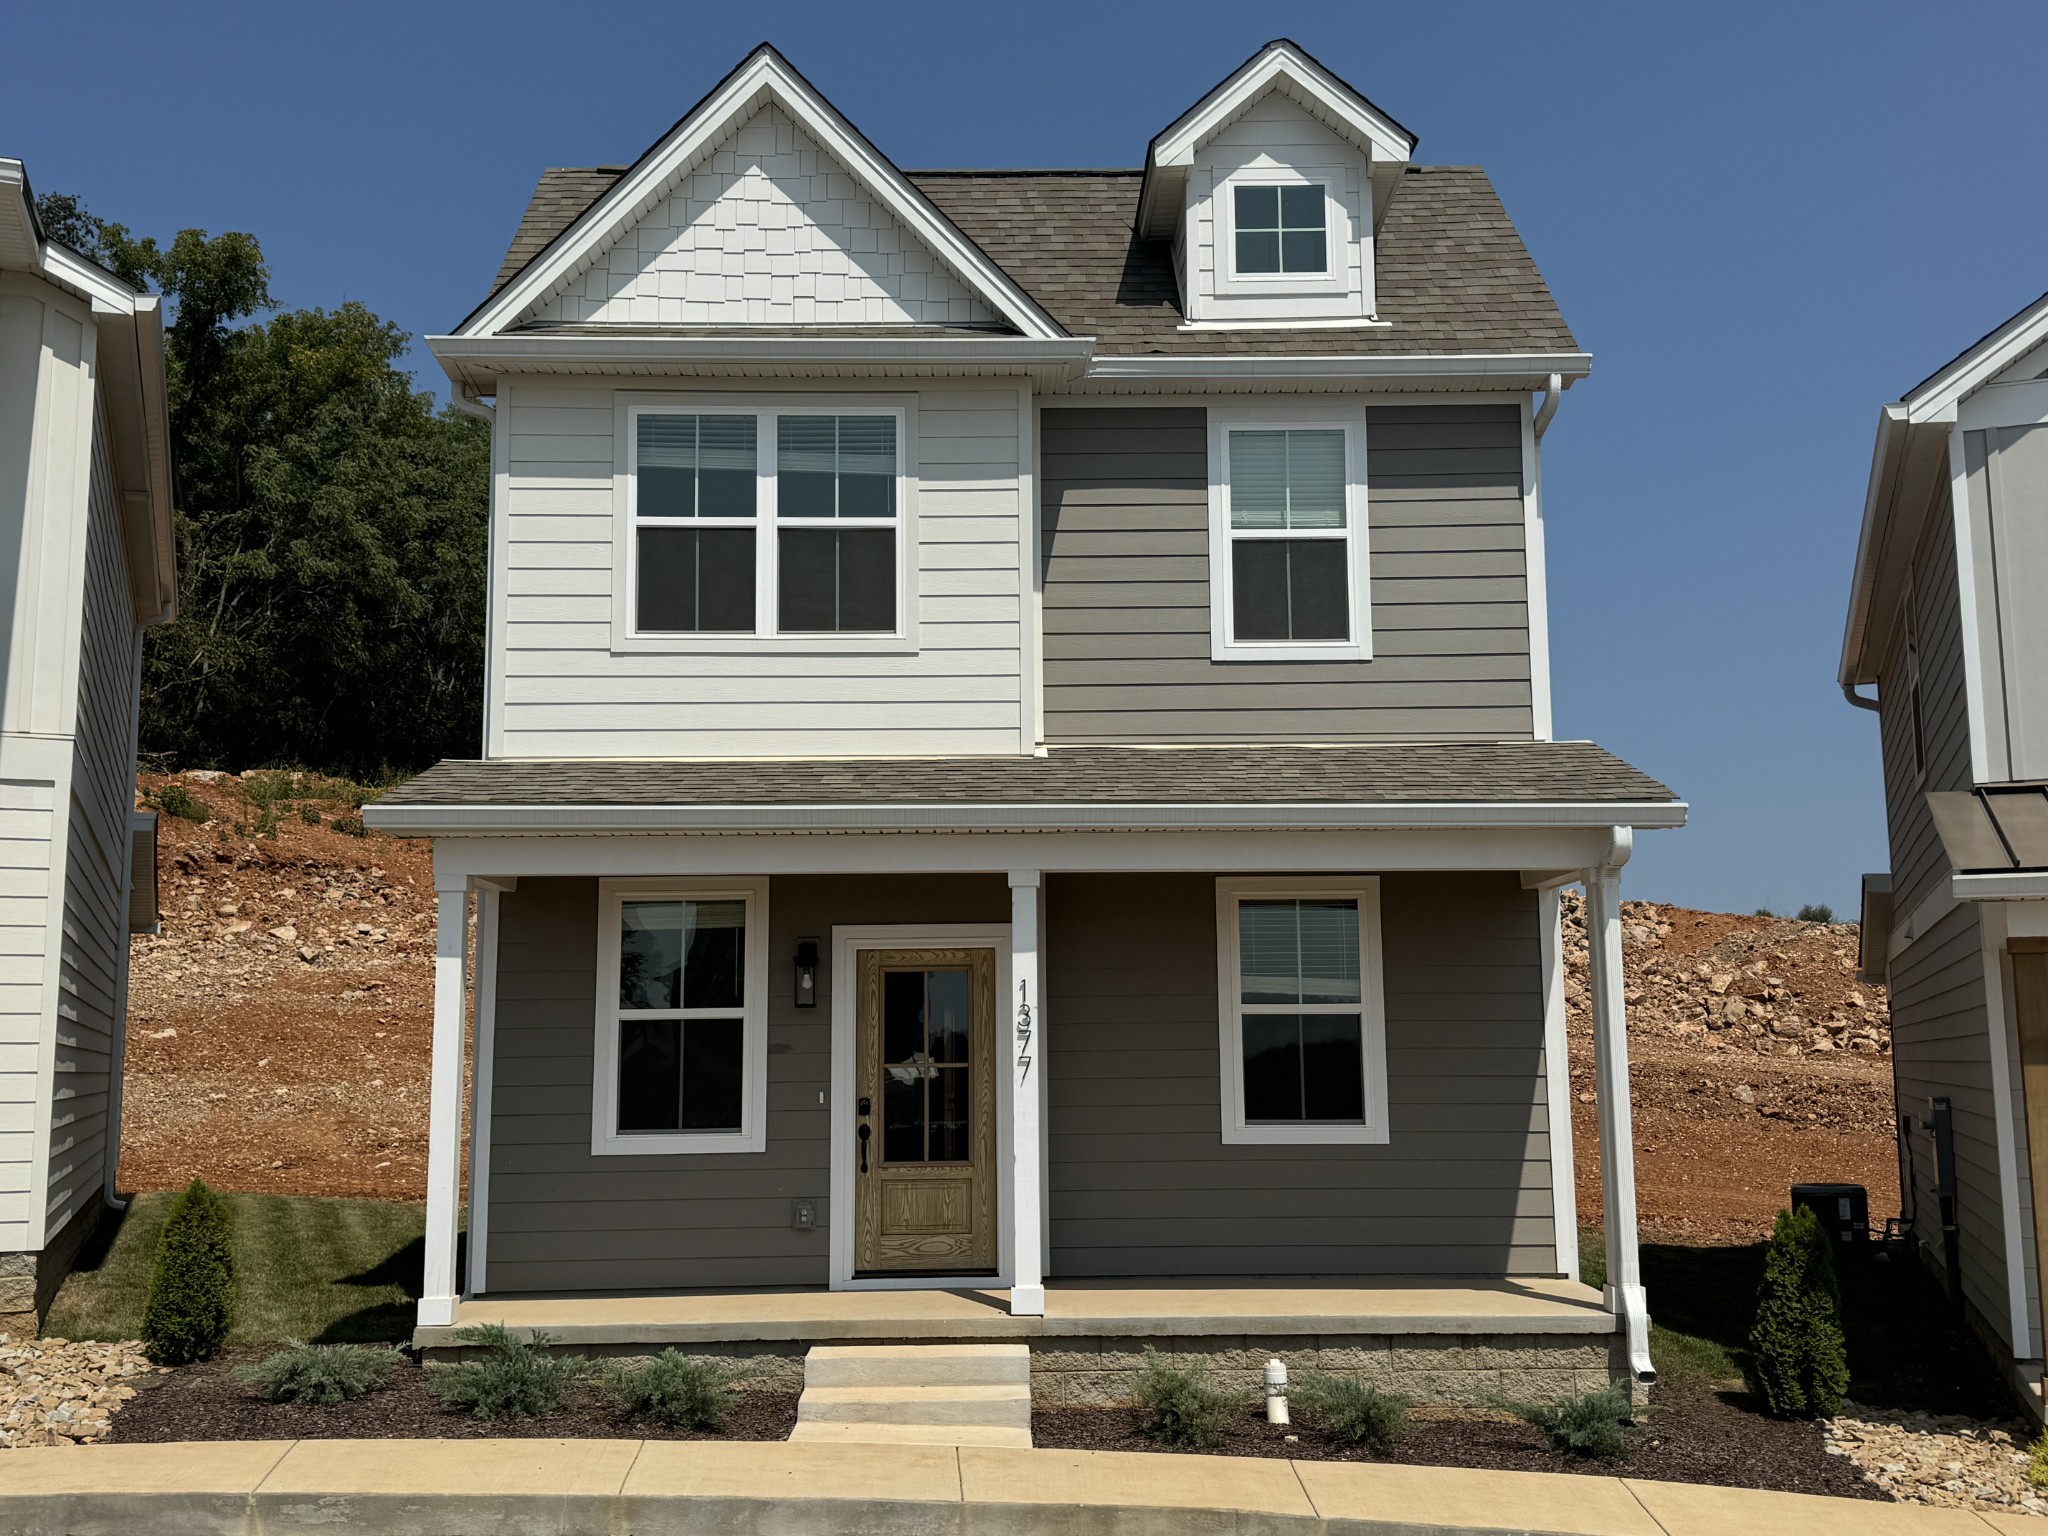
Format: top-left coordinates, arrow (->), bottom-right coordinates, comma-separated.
416,1278 -> 1615,1352
367,742 -> 1683,838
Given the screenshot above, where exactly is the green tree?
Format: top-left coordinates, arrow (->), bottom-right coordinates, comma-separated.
1745,1204 -> 1850,1417
36,192 -> 487,776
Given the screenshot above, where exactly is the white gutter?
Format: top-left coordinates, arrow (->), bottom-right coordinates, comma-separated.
429,334 -> 1095,369
365,798 -> 1688,838
1084,351 -> 1592,384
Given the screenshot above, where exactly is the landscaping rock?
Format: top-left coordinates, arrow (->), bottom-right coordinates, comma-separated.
0,1335 -> 162,1447
1825,1403 -> 2048,1514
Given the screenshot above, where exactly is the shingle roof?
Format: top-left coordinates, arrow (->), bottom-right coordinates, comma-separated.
481,165 -> 1578,358
374,742 -> 1674,813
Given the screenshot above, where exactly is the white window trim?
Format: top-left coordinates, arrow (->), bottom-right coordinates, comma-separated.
591,876 -> 771,1156
1207,406 -> 1372,663
612,391 -> 919,655
1215,876 -> 1388,1146
1215,165 -> 1352,299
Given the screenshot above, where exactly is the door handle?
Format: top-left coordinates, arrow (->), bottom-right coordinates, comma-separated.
858,1122 -> 871,1174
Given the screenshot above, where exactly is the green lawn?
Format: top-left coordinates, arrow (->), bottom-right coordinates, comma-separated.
1581,1228 -> 2014,1415
47,1192 -> 432,1346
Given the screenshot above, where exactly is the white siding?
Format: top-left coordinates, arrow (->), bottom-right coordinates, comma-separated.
493,380 -> 1027,758
0,778 -> 54,1249
1186,92 -> 1372,325
529,105 -> 996,330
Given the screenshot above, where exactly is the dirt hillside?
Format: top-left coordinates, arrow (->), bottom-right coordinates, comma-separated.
119,771 -> 1898,1240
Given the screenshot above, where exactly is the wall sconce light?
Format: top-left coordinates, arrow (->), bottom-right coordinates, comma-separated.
794,937 -> 820,1008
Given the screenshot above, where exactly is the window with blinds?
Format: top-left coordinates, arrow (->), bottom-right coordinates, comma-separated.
1225,427 -> 1351,645
630,407 -> 903,638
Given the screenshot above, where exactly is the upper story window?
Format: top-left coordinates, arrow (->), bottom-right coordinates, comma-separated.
629,404 -> 905,642
1207,414 -> 1370,663
1233,184 -> 1327,276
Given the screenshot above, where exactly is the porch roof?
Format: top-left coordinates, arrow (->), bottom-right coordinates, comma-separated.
367,741 -> 1682,837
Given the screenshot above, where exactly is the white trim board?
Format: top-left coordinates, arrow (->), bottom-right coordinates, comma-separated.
466,888 -> 502,1296
827,923 -> 1018,1291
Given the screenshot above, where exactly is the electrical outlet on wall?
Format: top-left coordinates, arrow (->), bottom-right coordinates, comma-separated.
791,1198 -> 817,1232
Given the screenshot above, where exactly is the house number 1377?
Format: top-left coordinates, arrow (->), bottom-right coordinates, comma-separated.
1015,980 -> 1033,1081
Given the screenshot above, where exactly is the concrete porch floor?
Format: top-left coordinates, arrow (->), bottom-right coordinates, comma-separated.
415,1277 -> 1615,1351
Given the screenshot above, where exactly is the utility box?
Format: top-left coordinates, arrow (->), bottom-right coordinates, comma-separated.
1791,1183 -> 1869,1256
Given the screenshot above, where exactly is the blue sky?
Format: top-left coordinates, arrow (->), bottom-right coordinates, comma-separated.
6,1 -> 2045,914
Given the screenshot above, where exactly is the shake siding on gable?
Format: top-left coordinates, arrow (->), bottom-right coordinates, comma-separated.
1047,871 -> 1557,1277
1879,485 -> 2031,1350
49,407 -> 136,1240
1039,404 -> 1532,743
492,380 -> 1026,759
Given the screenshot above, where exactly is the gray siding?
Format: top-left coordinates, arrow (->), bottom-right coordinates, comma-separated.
49,407 -> 134,1241
483,873 -> 1009,1296
1046,871 -> 1556,1277
1039,405 -> 1534,744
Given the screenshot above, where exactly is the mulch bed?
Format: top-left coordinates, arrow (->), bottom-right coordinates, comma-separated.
1033,1377 -> 1886,1500
104,1353 -> 797,1443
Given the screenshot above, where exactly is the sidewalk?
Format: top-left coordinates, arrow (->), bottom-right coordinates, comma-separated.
0,1436 -> 2032,1536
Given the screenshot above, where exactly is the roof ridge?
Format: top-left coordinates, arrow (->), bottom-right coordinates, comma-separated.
906,168 -> 1144,178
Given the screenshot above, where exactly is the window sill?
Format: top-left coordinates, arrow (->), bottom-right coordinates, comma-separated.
591,1127 -> 767,1157
1212,639 -> 1373,664
1222,1121 -> 1389,1147
1178,317 -> 1391,332
611,632 -> 919,657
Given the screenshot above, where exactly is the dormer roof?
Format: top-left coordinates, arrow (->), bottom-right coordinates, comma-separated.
1135,39 -> 1417,242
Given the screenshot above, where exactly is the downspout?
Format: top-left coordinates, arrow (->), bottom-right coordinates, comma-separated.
1842,681 -> 1881,713
103,627 -> 152,1212
1533,372 -> 1563,439
448,392 -> 495,424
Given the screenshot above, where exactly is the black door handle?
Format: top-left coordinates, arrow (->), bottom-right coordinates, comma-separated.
858,1122 -> 871,1174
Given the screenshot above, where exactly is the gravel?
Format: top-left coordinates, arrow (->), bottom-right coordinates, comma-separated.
1826,1403 -> 2047,1516
0,1335 -> 162,1447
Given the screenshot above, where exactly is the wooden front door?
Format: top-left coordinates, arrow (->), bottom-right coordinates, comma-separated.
2010,938 -> 2048,1373
853,947 -> 998,1274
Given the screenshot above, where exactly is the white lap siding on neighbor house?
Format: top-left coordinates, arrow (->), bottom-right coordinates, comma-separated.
490,380 -> 1028,758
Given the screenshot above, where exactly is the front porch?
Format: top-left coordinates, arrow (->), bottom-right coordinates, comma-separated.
418,1276 -> 1622,1405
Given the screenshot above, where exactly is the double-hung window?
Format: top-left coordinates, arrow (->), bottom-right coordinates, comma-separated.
1208,415 -> 1369,661
1216,878 -> 1387,1145
592,879 -> 769,1154
628,402 -> 906,642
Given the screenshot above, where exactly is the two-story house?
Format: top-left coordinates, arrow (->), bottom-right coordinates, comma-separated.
1843,288 -> 2048,1415
367,41 -> 1684,1412
0,160 -> 176,1332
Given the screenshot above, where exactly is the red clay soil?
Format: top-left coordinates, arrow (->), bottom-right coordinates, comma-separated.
117,772 -> 1901,1243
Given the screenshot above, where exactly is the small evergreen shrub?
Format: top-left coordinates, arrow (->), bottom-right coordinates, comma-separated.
139,1178 -> 234,1365
1133,1348 -> 1237,1449
299,805 -> 321,825
1796,903 -> 1835,924
332,814 -> 366,838
235,1341 -> 400,1404
1745,1204 -> 1850,1418
148,784 -> 209,822
1513,1386 -> 1633,1459
1292,1373 -> 1409,1451
427,1325 -> 585,1419
2027,1430 -> 2048,1489
604,1350 -> 737,1429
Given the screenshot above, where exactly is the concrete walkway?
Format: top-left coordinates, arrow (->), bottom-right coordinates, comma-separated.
0,1436 -> 2031,1535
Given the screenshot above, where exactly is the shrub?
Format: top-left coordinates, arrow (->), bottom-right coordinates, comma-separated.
1513,1386 -> 1633,1459
332,814 -> 366,838
1133,1348 -> 1237,1449
604,1350 -> 737,1429
139,1178 -> 234,1365
427,1325 -> 584,1419
299,805 -> 321,825
148,784 -> 210,822
1745,1203 -> 1849,1417
235,1341 -> 400,1404
1291,1373 -> 1409,1451
1796,903 -> 1835,924
1753,906 -> 1777,918
2028,1430 -> 2048,1489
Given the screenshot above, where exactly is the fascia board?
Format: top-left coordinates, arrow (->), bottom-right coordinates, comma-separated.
1087,352 -> 1591,383
1954,872 -> 2048,902
0,160 -> 37,270
429,333 -> 1092,370
1905,291 -> 2048,423
462,52 -> 1066,344
93,297 -> 177,625
1839,402 -> 1910,688
364,798 -> 1688,837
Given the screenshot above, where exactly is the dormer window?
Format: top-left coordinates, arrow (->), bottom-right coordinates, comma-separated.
1233,184 -> 1327,276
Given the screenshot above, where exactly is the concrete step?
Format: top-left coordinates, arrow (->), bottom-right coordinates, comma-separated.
796,1382 -> 1031,1428
793,1343 -> 1033,1447
786,1420 -> 1033,1448
803,1342 -> 1030,1390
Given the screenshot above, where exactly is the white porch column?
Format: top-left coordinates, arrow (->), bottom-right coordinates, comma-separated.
1585,829 -> 1653,1380
419,869 -> 470,1329
1009,870 -> 1045,1317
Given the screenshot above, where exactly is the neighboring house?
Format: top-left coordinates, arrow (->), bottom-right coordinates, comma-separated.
366,41 -> 1684,1402
1843,289 -> 2048,1415
0,161 -> 176,1332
